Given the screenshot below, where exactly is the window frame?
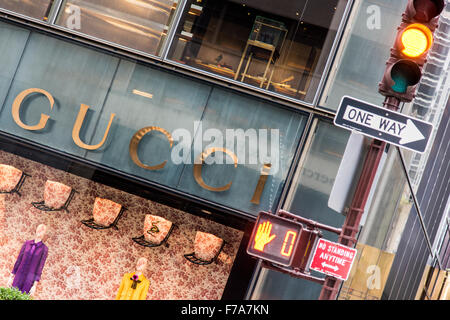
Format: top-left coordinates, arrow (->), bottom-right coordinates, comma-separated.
0,0 -> 355,112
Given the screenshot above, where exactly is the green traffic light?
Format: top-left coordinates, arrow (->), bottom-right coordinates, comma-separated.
391,74 -> 408,93
390,60 -> 421,93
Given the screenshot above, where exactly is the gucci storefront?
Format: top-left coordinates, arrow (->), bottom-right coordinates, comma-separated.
1,0 -> 444,301
0,15 -> 317,300
0,0 -> 355,299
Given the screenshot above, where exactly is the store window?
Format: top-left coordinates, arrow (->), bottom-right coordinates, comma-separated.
251,120 -> 351,299
0,20 -> 306,216
0,0 -> 54,20
168,0 -> 349,104
55,0 -> 180,55
0,134 -> 244,301
320,0 -> 408,111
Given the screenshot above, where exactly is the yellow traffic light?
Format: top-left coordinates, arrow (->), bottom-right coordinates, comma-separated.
379,0 -> 444,102
400,23 -> 433,58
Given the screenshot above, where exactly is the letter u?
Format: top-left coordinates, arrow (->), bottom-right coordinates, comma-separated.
72,104 -> 115,150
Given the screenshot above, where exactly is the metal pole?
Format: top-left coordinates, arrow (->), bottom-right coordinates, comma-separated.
278,210 -> 342,235
396,146 -> 442,270
318,96 -> 400,300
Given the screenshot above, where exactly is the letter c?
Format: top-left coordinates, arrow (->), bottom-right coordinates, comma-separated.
129,126 -> 174,170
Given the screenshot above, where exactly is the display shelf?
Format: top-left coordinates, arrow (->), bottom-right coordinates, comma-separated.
234,16 -> 288,88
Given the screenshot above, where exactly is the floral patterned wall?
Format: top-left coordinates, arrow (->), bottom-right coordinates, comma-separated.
0,150 -> 243,300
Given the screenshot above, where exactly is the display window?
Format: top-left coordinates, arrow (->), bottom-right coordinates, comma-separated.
55,0 -> 180,55
0,149 -> 243,299
0,0 -> 54,21
167,0 -> 349,103
0,0 -> 351,106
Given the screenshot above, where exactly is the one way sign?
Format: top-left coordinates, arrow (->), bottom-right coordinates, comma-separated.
334,96 -> 433,154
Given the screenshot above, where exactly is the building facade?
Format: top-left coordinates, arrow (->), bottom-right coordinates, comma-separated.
0,0 -> 447,300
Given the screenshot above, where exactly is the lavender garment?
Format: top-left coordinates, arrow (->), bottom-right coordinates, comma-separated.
11,240 -> 48,294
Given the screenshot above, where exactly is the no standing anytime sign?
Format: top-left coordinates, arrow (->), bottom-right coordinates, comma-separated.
309,239 -> 357,281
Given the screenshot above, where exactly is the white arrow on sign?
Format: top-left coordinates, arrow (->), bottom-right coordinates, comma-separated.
400,119 -> 425,145
321,262 -> 339,272
343,105 -> 425,145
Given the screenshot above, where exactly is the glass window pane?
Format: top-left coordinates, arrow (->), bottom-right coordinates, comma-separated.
0,0 -> 54,20
84,60 -> 212,188
167,0 -> 349,104
56,0 -> 179,55
320,0 -> 409,111
287,121 -> 350,228
175,87 -> 307,215
0,21 -> 120,157
0,22 -> 30,106
251,120 -> 351,299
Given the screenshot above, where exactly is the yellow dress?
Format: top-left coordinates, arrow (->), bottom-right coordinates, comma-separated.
115,272 -> 150,300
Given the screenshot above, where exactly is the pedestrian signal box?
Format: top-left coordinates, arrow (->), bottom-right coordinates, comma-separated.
247,212 -> 303,267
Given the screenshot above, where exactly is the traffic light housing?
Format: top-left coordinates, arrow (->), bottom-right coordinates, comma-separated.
379,0 -> 444,102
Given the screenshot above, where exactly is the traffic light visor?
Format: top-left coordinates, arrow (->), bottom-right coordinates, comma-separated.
412,0 -> 444,22
400,23 -> 433,57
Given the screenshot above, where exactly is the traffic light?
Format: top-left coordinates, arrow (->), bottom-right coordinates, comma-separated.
379,0 -> 444,102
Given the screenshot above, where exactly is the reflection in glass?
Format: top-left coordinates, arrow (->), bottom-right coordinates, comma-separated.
0,0 -> 54,20
168,0 -> 348,103
56,0 -> 179,55
337,147 -> 413,300
321,0 -> 409,111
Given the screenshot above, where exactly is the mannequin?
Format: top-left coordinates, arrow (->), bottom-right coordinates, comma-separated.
116,257 -> 150,300
7,224 -> 49,295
